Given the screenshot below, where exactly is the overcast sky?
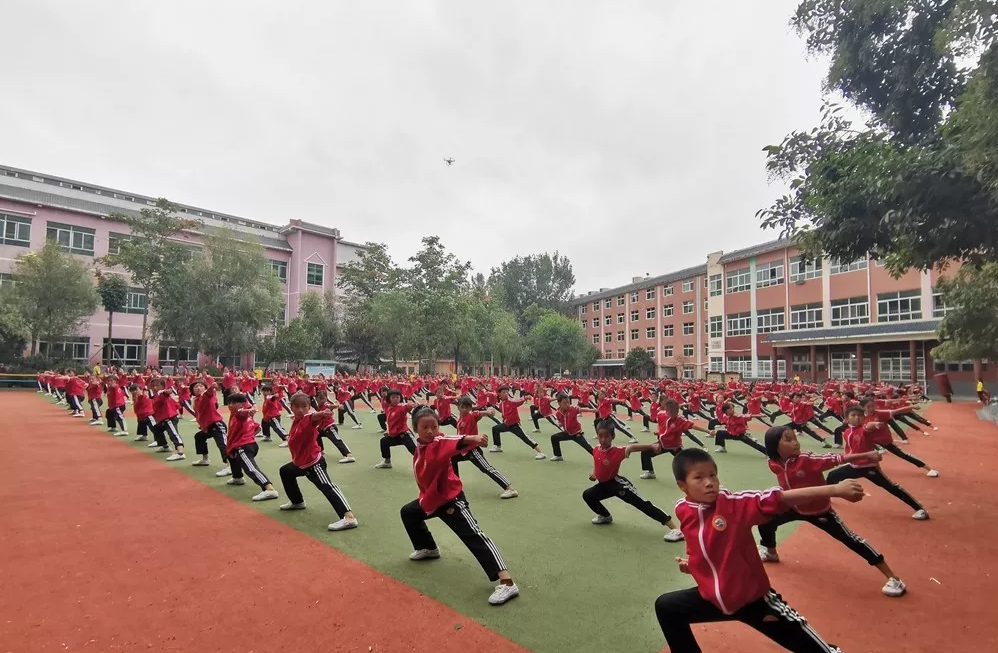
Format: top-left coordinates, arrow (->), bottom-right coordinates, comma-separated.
2,1 -> 828,292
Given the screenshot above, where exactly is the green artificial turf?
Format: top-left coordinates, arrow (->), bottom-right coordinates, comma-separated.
53,396 -> 824,653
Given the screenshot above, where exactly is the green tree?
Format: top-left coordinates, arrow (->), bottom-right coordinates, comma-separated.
148,261 -> 202,370
96,272 -> 128,363
488,252 -> 576,326
367,290 -> 418,370
342,305 -> 381,367
933,263 -> 998,362
256,317 -> 317,370
0,286 -> 27,362
405,236 -> 471,365
758,1 -> 998,276
488,307 -> 523,375
624,347 -> 655,378
104,198 -> 200,364
337,242 -> 402,300
12,241 -> 98,355
526,312 -> 590,376
297,291 -> 340,359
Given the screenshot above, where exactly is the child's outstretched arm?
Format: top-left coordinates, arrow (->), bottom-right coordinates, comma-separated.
783,479 -> 865,507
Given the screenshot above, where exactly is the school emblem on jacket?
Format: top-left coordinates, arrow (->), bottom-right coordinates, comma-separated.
712,516 -> 727,531
796,470 -> 806,477
602,458 -> 610,465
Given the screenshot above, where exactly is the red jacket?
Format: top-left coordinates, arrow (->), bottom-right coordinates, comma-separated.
287,415 -> 322,469
132,394 -> 153,420
456,411 -> 485,435
66,377 -> 85,396
261,395 -> 284,420
195,390 -> 224,430
414,435 -> 478,514
557,405 -> 584,435
653,413 -> 692,450
675,488 -> 786,614
152,391 -> 179,422
767,453 -> 843,515
843,425 -> 877,466
592,445 -> 626,482
385,403 -> 413,436
499,398 -> 525,426
226,412 -> 258,454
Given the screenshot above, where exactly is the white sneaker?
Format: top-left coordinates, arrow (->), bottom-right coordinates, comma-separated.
215,468 -> 233,477
489,446 -> 503,453
922,431 -> 930,436
280,502 -> 306,511
351,424 -> 362,430
640,427 -> 649,433
933,426 -> 938,431
531,428 -> 540,433
715,447 -> 727,453
663,529 -> 684,542
134,435 -> 148,442
278,441 -> 288,448
534,452 -> 546,460
912,509 -> 930,520
338,456 -> 356,464
188,418 -> 198,423
329,518 -> 359,531
591,515 -> 613,525
114,431 -> 128,437
550,455 -> 564,462
832,443 -> 843,449
628,437 -> 639,444
226,477 -> 246,485
191,459 -> 211,467
165,453 -> 185,462
262,436 -> 272,442
89,419 -> 101,425
252,489 -> 279,501
409,548 -> 441,561
106,428 -> 116,433
759,546 -> 780,562
374,460 -> 392,469
882,577 -> 906,597
639,471 -> 656,479
488,583 -> 520,606
926,469 -> 940,478
154,446 -> 170,453
499,489 -> 518,499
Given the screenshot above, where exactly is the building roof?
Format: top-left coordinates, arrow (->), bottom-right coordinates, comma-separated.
763,319 -> 942,346
572,263 -> 708,305
717,237 -> 791,264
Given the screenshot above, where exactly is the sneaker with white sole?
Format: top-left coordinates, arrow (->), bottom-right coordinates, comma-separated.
759,546 -> 780,562
714,446 -> 727,453
912,509 -> 930,520
134,435 -> 148,442
663,529 -> 684,542
549,455 -> 564,462
89,419 -> 101,425
114,431 -> 128,437
280,502 -> 306,511
374,460 -> 392,469
154,446 -> 170,453
262,436 -> 272,442
488,583 -> 520,606
215,468 -> 233,477
923,431 -> 930,436
933,426 -> 938,431
640,427 -> 649,433
351,424 -> 362,430
227,477 -> 246,485
628,437 -> 639,444
926,469 -> 940,477
534,453 -> 546,460
278,441 -> 288,448
531,428 -> 540,433
489,446 -> 503,453
165,453 -> 186,462
591,515 -> 613,525
882,577 -> 906,597
191,459 -> 211,467
252,489 -> 279,501
821,441 -> 832,448
329,518 -> 359,531
107,428 -> 116,433
409,548 -> 441,561
639,471 -> 656,479
499,489 -> 518,499
146,441 -> 160,448
338,456 -> 356,464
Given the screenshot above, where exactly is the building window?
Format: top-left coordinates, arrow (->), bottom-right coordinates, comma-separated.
790,303 -> 823,329
830,296 -> 869,326
646,327 -> 655,339
617,295 -> 625,306
593,317 -> 599,328
663,324 -> 674,337
103,338 -> 143,366
709,356 -> 723,373
617,313 -> 624,324
726,355 -> 752,374
592,334 -> 599,344
879,350 -> 926,383
605,315 -> 612,326
681,365 -> 694,379
708,274 -> 722,297
645,307 -> 655,319
645,288 -> 655,300
791,353 -> 812,373
0,272 -> 15,288
709,315 -> 722,338
46,221 -> 95,256
580,304 -> 587,315
306,262 -> 324,286
663,304 -> 674,317
604,298 -> 612,309
605,333 -> 612,343
829,351 -> 872,381
756,308 -> 785,333
682,279 -> 694,293
630,329 -> 639,340
617,331 -> 625,342
789,256 -> 821,282
756,261 -> 784,288
38,337 -> 90,361
158,346 -> 199,364
617,348 -> 625,359
726,268 -> 751,294
581,321 -> 587,330
829,258 -> 868,275
593,301 -> 600,311
757,358 -> 787,379
663,285 -> 673,296
630,310 -> 639,321
933,359 -> 980,373
682,301 -> 694,314
726,312 -> 752,336
269,260 -> 288,283
123,287 -> 148,314
663,345 -> 674,358
682,322 -> 694,335
0,213 -> 31,247
877,290 -> 922,322
630,291 -> 638,302
683,344 -> 694,356
703,299 -> 708,312
646,347 -> 656,357
107,231 -> 132,256
932,292 -> 950,317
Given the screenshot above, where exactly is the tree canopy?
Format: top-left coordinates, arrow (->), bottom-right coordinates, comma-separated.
488,252 -> 576,327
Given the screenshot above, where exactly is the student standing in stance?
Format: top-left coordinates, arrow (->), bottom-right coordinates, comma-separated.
759,425 -> 907,598
655,448 -> 861,653
375,389 -> 418,469
189,380 -> 231,476
639,399 -> 714,479
549,393 -> 596,461
400,407 -> 520,606
490,386 -> 546,459
278,393 -> 358,531
223,393 -> 279,501
584,419 -> 684,542
452,397 -> 519,499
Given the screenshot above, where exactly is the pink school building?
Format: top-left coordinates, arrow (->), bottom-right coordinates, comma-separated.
0,164 -> 365,369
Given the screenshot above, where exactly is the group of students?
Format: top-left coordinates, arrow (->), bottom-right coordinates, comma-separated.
39,367 -> 945,652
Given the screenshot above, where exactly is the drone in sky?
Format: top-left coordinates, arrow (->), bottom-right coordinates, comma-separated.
443,158 -> 455,166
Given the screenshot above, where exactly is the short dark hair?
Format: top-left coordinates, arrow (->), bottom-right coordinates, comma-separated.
672,448 -> 716,482
457,395 -> 474,409
845,405 -> 864,418
595,419 -> 616,437
190,380 -> 205,390
497,385 -> 509,393
226,392 -> 247,405
386,389 -> 402,402
127,384 -> 139,392
662,398 -> 680,411
859,398 -> 876,409
555,393 -> 570,402
261,385 -> 273,393
411,406 -> 438,429
290,392 -> 311,408
763,425 -> 792,460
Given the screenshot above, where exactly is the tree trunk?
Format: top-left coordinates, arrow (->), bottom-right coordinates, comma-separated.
30,332 -> 39,356
106,311 -> 114,367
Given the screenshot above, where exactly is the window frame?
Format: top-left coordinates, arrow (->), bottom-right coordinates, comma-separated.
829,296 -> 870,326
0,213 -> 32,248
726,267 -> 751,294
46,221 -> 95,256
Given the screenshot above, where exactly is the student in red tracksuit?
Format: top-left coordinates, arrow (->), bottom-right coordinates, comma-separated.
788,394 -> 833,447
313,389 -> 355,464
190,380 -> 231,476
399,406 -> 520,606
86,375 -> 104,424
130,384 -> 156,442
827,406 -> 929,520
104,377 -> 128,434
529,385 -> 560,433
259,385 -> 289,444
451,396 -> 518,499
549,393 -> 596,461
176,381 -> 195,420
584,419 -> 685,541
713,403 -> 766,455
374,389 -> 418,469
859,399 -> 940,477
223,393 -> 279,501
65,371 -> 86,417
758,425 -> 907,597
490,386 -> 545,458
639,399 -> 714,479
278,392 -> 359,531
333,383 -> 363,429
433,385 -> 458,429
655,448 -> 863,652
149,377 -> 185,461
